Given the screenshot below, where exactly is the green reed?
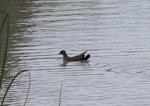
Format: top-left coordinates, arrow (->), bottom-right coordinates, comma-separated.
0,0 -> 31,106
59,83 -> 63,106
0,0 -> 13,90
1,70 -> 31,106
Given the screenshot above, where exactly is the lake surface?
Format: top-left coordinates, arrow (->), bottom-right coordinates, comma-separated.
1,0 -> 150,106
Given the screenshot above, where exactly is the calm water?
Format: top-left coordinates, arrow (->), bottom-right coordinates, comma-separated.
1,0 -> 150,106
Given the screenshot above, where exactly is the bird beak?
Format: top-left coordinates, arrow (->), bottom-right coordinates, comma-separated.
58,52 -> 61,54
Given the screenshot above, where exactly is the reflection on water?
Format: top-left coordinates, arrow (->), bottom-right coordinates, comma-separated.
60,60 -> 90,66
2,0 -> 150,106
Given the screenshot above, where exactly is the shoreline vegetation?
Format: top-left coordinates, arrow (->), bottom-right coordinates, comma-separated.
0,1 -> 31,106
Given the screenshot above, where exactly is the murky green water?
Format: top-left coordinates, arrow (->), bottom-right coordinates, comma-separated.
1,0 -> 150,106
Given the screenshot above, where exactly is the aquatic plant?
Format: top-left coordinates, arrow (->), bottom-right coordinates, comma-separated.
0,0 -> 31,106
59,83 -> 62,106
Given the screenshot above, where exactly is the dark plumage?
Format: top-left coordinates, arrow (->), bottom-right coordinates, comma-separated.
58,50 -> 90,61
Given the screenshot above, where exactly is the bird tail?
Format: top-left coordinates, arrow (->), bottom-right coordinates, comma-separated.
83,54 -> 90,60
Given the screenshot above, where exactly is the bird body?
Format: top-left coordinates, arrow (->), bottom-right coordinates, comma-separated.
58,50 -> 90,61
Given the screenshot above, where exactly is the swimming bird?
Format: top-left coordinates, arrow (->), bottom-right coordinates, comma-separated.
58,50 -> 90,61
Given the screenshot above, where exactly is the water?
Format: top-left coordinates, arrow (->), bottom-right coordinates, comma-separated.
1,0 -> 150,106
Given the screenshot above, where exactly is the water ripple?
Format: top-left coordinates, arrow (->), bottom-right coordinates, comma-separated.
3,0 -> 150,106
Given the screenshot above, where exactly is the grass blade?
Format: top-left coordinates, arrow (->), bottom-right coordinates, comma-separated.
0,11 -> 8,41
24,71 -> 31,106
0,11 -> 9,91
1,70 -> 29,106
59,83 -> 62,106
0,0 -> 13,91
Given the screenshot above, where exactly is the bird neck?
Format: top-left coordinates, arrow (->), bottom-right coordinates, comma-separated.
62,53 -> 68,60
